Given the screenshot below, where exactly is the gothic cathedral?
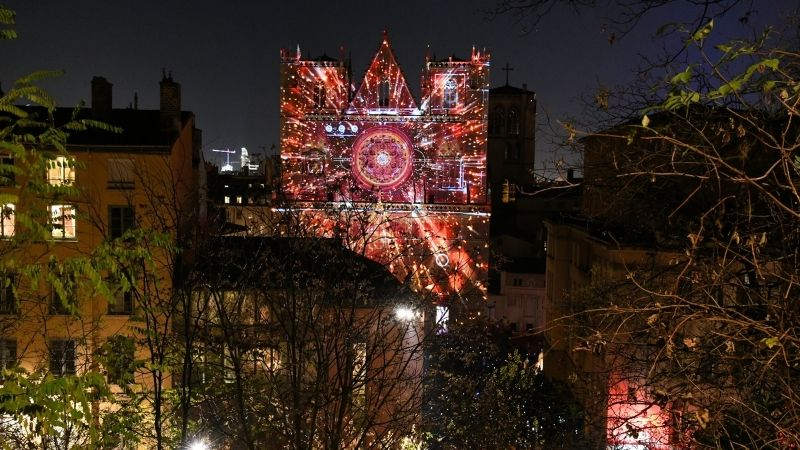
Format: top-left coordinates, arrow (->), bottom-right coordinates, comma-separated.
279,34 -> 490,307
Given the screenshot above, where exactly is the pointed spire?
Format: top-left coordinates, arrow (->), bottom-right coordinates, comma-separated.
296,44 -> 301,61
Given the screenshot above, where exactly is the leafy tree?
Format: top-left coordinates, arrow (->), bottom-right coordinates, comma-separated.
424,317 -> 585,449
545,15 -> 800,450
0,8 -> 151,448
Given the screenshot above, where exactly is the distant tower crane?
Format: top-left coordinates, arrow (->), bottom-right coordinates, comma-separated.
212,148 -> 236,172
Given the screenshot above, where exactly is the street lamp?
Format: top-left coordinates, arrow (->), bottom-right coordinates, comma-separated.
394,305 -> 418,322
188,439 -> 208,450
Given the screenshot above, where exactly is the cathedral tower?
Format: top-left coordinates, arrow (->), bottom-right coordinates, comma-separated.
280,35 -> 491,306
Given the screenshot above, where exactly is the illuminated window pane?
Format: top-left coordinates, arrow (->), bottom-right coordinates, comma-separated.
0,203 -> 14,238
435,306 -> 449,333
443,78 -> 458,108
47,156 -> 76,186
50,204 -> 76,239
352,342 -> 367,403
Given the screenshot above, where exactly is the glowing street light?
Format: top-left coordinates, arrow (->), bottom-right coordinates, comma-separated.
394,306 -> 418,322
188,439 -> 209,450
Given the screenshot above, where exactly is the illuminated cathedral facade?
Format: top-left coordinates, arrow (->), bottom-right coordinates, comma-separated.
279,35 -> 491,306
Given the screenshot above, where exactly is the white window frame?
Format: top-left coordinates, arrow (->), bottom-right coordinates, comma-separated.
0,203 -> 14,238
50,204 -> 77,240
47,156 -> 76,186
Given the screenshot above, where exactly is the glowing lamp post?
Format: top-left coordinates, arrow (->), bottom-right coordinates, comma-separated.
394,305 -> 418,322
188,439 -> 209,450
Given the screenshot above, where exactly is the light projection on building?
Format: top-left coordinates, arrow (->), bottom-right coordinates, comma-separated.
280,35 -> 490,304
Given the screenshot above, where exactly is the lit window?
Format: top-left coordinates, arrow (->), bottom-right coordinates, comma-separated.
435,305 -> 449,333
236,196 -> 243,204
0,203 -> 14,238
224,196 -> 230,204
352,342 -> 367,404
443,78 -> 458,109
47,156 -> 76,186
50,204 -> 76,239
49,339 -> 76,376
108,159 -> 135,189
0,338 -> 16,370
0,272 -> 17,315
108,205 -> 135,239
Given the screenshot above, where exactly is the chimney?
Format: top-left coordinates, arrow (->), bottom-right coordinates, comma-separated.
91,76 -> 112,121
160,69 -> 181,136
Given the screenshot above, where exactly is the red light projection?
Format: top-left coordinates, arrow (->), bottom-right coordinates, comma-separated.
280,35 -> 490,303
352,126 -> 414,190
607,377 -> 672,449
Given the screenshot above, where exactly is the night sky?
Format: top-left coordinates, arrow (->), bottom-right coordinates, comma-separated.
3,1 -> 795,170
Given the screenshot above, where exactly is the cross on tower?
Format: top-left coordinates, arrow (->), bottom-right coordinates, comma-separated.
501,63 -> 514,86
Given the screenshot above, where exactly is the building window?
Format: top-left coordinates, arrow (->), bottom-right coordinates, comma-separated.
314,83 -> 326,109
504,143 -> 513,160
0,203 -> 14,238
50,204 -> 76,239
378,80 -> 391,107
490,106 -> 505,135
508,107 -> 520,134
352,342 -> 367,405
49,339 -> 76,376
102,335 -> 136,385
108,288 -> 134,315
107,159 -> 135,190
51,274 -> 76,315
0,272 -> 17,315
47,156 -> 76,186
224,196 -> 230,204
109,205 -> 135,239
435,305 -> 449,333
0,338 -> 16,370
0,155 -> 14,186
526,323 -> 534,333
443,77 -> 458,109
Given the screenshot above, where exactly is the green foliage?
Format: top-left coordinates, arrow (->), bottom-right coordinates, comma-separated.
0,368 -> 144,449
0,6 -> 16,40
424,318 -> 584,449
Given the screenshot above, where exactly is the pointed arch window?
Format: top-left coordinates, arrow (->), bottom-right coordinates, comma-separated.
490,106 -> 505,135
443,78 -> 458,109
314,83 -> 326,109
378,80 -> 391,107
508,107 -> 520,135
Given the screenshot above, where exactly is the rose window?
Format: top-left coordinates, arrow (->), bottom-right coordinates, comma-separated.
352,127 -> 413,190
